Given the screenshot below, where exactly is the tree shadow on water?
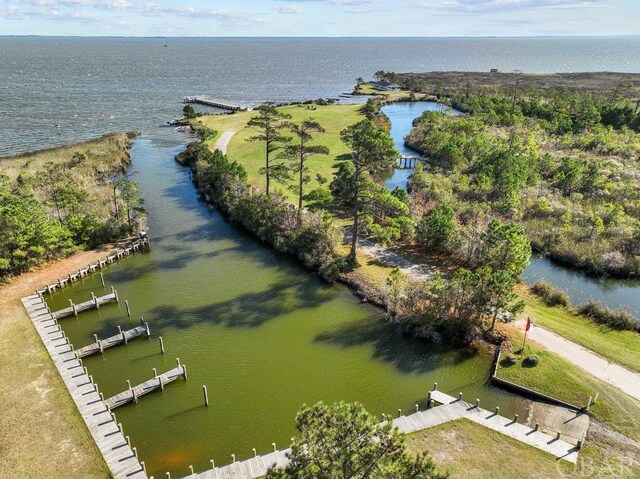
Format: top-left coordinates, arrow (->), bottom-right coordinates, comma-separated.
314,319 -> 481,375
93,278 -> 338,337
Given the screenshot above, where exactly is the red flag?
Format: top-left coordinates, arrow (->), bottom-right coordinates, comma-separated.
525,318 -> 532,332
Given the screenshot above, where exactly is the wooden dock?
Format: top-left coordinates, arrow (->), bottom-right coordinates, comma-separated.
52,287 -> 119,319
182,386 -> 582,479
21,293 -> 148,479
75,321 -> 150,359
105,364 -> 187,410
39,236 -> 149,296
428,389 -> 581,462
184,96 -> 247,111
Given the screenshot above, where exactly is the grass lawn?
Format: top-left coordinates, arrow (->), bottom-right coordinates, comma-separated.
407,418 -> 638,479
197,103 -> 366,204
517,285 -> 640,373
497,326 -> 640,441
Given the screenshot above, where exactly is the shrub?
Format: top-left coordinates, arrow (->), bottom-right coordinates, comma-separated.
523,355 -> 540,367
530,280 -> 571,307
501,354 -> 517,367
577,300 -> 639,332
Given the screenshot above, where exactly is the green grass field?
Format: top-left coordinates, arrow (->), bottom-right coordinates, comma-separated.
408,418 -> 638,479
198,103 -> 366,204
518,286 -> 640,373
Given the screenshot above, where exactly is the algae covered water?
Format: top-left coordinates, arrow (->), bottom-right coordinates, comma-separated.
46,134 -> 527,477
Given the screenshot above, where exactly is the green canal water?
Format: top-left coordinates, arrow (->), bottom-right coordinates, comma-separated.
45,134 -> 528,478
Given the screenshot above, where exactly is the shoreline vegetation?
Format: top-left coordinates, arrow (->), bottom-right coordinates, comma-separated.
383,70 -> 640,279
0,132 -> 145,282
179,82 -> 639,470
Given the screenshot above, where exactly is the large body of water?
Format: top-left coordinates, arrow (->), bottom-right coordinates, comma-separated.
3,37 -> 640,476
3,36 -> 640,156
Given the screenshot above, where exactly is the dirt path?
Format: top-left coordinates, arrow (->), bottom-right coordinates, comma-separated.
355,237 -> 437,282
0,244 -> 119,479
214,130 -> 236,154
515,317 -> 640,402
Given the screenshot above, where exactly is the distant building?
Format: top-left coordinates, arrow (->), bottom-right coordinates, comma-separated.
490,68 -> 499,73
371,80 -> 401,91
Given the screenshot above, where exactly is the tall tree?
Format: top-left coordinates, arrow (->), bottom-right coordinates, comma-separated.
340,119 -> 397,264
267,401 -> 446,479
247,103 -> 291,195
282,119 -> 329,211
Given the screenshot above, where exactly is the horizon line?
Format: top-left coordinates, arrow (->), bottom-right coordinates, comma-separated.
1,34 -> 640,39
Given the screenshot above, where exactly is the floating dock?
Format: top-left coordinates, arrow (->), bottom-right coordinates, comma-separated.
105,364 -> 187,410
184,96 -> 247,111
52,288 -> 119,319
75,321 -> 150,359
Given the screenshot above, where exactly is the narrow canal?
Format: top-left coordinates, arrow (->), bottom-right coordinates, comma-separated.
46,128 -> 528,477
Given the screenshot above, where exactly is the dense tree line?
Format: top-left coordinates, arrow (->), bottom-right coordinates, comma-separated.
187,143 -> 343,279
404,92 -> 640,277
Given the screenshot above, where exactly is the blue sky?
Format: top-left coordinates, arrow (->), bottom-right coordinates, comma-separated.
1,0 -> 638,37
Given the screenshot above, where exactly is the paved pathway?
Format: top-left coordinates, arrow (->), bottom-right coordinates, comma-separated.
214,131 -> 236,154
515,318 -> 640,402
355,238 -> 640,402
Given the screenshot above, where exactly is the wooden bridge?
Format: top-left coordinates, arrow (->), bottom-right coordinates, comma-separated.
75,320 -> 150,359
52,287 -> 119,319
40,236 -> 149,296
184,96 -> 247,111
397,155 -> 422,169
105,363 -> 187,410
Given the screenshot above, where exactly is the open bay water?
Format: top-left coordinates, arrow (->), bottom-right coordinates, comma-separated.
3,37 -> 640,476
2,36 -> 640,156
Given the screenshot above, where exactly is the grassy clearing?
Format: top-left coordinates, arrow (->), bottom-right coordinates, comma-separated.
0,133 -> 133,220
497,326 -> 640,441
407,418 -> 639,479
198,103 -> 365,204
518,285 -> 640,373
354,84 -> 425,102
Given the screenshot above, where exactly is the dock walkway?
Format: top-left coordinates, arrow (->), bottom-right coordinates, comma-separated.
52,288 -> 118,319
184,96 -> 246,111
39,236 -> 149,296
183,388 -> 580,479
21,293 -> 147,479
75,321 -> 150,359
105,365 -> 186,410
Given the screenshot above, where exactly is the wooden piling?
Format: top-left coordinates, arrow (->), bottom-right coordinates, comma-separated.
159,336 -> 165,354
125,300 -> 131,317
203,385 -> 209,406
100,272 -> 105,287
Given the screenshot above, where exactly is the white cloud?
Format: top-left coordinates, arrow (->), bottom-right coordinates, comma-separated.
274,4 -> 304,13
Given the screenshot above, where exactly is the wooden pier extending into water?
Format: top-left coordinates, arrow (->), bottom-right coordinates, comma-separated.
52,287 -> 119,319
184,96 -> 247,111
21,293 -> 148,479
75,320 -> 150,359
105,363 -> 187,410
